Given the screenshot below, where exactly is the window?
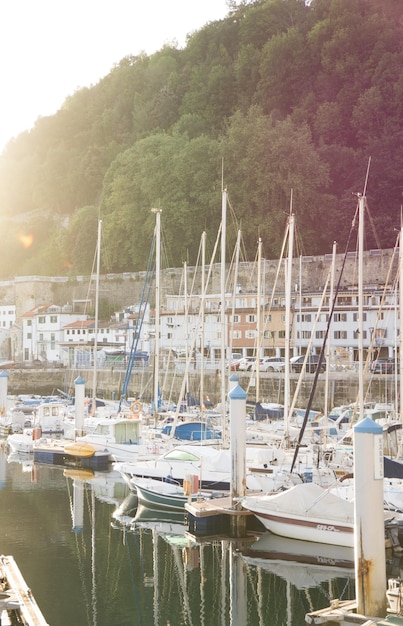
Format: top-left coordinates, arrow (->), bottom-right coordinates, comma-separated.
27,333 -> 32,339
334,313 -> 347,322
27,320 -> 32,326
353,313 -> 367,322
246,314 -> 256,324
316,330 -> 326,339
334,330 -> 348,340
50,315 -> 57,323
278,330 -> 285,339
245,330 -> 256,339
232,314 -> 240,323
51,334 -> 56,350
38,316 -> 46,323
232,330 -> 242,339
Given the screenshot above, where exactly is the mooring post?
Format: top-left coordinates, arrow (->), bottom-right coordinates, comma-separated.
353,416 -> 387,617
74,375 -> 86,437
229,381 -> 247,537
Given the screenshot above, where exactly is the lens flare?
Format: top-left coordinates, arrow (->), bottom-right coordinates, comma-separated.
19,234 -> 34,248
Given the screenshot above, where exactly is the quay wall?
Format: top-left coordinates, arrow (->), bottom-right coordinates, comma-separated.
0,248 -> 396,320
5,367 -> 394,414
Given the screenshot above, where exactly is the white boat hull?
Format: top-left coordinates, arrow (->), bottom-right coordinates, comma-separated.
242,483 -> 355,548
249,506 -> 354,547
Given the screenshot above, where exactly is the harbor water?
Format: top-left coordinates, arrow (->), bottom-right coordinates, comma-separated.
0,445 -> 357,625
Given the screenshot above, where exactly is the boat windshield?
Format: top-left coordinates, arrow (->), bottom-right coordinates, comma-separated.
163,449 -> 200,462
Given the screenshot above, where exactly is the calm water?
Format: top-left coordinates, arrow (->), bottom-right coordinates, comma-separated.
0,446 -> 356,626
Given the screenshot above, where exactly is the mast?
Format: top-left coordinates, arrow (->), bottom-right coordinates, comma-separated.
284,205 -> 294,442
324,241 -> 337,419
221,188 -> 228,447
400,219 -> 403,424
152,208 -> 161,422
91,219 -> 102,416
256,237 -> 263,403
358,194 -> 365,419
200,231 -> 206,417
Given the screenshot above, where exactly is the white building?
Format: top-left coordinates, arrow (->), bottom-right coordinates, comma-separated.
21,304 -> 87,363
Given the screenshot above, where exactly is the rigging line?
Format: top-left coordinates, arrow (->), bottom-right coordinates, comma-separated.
362,156 -> 371,198
290,205 -> 358,473
118,234 -> 156,411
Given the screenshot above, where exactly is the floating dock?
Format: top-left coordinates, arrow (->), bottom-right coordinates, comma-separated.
0,554 -> 49,625
185,496 -> 256,536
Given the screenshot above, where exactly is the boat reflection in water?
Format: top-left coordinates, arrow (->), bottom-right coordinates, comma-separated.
0,449 -> 356,626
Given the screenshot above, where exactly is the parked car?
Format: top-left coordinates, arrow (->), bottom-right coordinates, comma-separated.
291,354 -> 326,374
254,356 -> 286,372
238,356 -> 258,371
229,353 -> 243,370
370,358 -> 396,374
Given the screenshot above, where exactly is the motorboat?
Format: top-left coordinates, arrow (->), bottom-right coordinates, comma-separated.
76,416 -> 154,462
241,482 -> 355,547
116,444 -> 232,490
132,475 -> 227,511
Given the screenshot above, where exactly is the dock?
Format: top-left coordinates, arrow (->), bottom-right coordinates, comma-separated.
185,496 -> 255,536
0,554 -> 49,625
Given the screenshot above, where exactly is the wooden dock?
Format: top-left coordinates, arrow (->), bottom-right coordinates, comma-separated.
0,555 -> 49,625
185,495 -> 256,537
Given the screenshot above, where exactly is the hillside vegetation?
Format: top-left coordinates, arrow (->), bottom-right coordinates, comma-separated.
0,0 -> 402,278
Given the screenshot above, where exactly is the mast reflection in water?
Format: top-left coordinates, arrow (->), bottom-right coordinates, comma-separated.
0,446 -> 355,625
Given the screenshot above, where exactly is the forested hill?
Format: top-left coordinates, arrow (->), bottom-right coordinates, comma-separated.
0,0 -> 402,280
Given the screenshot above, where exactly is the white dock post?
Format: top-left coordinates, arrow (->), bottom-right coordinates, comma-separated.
0,370 -> 8,416
74,375 -> 86,437
229,372 -> 238,392
353,416 -> 387,617
229,382 -> 247,536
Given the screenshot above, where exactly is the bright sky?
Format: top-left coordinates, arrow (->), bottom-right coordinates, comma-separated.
0,0 -> 229,152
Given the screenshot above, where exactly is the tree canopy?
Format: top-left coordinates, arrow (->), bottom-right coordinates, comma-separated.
0,0 -> 402,277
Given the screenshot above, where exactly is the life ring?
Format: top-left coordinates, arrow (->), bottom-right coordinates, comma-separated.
131,400 -> 142,415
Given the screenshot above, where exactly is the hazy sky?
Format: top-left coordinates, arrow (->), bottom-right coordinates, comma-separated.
0,0 -> 229,152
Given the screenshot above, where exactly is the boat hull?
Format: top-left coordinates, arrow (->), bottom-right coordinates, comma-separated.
134,478 -> 196,511
249,507 -> 354,548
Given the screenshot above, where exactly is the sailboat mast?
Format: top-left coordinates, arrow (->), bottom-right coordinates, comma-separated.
399,221 -> 403,424
91,219 -> 102,415
284,209 -> 294,442
152,208 -> 161,421
256,237 -> 263,403
221,188 -> 228,447
200,232 -> 206,417
358,195 -> 365,418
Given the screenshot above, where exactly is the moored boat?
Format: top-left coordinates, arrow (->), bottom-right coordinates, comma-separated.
241,482 -> 355,547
